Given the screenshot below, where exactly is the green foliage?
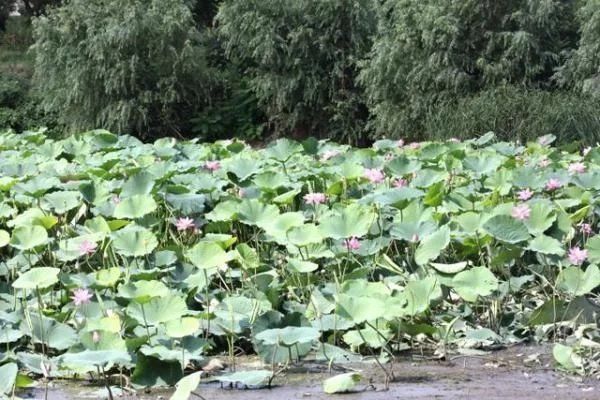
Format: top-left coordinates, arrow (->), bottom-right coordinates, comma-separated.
557,0 -> 600,96
425,86 -> 600,145
0,1 -> 15,32
217,0 -> 376,144
360,0 -> 579,138
32,0 -> 210,137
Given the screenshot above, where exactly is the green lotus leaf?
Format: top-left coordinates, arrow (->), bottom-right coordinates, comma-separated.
451,267 -> 499,302
556,265 -> 600,297
523,201 -> 555,236
19,316 -> 78,350
80,330 -> 127,351
397,277 -> 442,317
287,258 -> 318,273
0,363 -> 17,395
483,215 -> 530,244
186,241 -> 231,269
319,204 -> 375,240
264,138 -> 302,162
60,350 -> 131,371
430,262 -> 468,274
111,225 -> 158,257
126,296 -> 188,326
9,225 -> 48,250
113,194 -> 157,219
41,190 -> 82,214
336,294 -> 385,324
12,267 -> 59,290
387,156 -> 421,175
586,235 -> 600,265
323,372 -> 361,394
238,199 -> 280,227
553,344 -> 583,371
118,280 -> 170,303
255,326 -> 320,346
121,171 -> 155,197
164,317 -> 200,338
287,224 -> 323,247
261,212 -> 305,239
215,370 -> 272,387
527,235 -> 565,256
0,230 -> 9,247
414,226 -> 450,266
171,371 -> 203,400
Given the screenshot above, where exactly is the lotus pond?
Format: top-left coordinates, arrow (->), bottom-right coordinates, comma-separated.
0,130 -> 599,398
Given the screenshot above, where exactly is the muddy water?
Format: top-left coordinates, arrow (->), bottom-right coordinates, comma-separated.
21,345 -> 599,400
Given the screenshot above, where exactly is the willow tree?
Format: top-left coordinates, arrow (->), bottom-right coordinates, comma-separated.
32,0 -> 209,137
360,0 -> 579,138
217,0 -> 376,144
557,0 -> 600,96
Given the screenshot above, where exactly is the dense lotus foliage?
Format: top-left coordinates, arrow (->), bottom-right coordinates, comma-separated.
0,129 -> 600,395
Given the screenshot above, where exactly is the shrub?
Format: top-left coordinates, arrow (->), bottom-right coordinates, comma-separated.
217,0 -> 377,144
360,0 -> 579,138
32,0 -> 210,137
424,86 -> 600,145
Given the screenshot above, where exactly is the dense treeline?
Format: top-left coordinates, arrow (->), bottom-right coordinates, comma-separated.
1,0 -> 600,144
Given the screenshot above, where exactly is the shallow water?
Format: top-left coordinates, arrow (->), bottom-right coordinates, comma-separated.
21,345 -> 599,400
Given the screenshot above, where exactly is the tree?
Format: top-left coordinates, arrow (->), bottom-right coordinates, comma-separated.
217,0 -> 377,144
19,0 -> 62,17
557,0 -> 600,96
359,0 -> 579,138
0,0 -> 15,31
32,0 -> 210,137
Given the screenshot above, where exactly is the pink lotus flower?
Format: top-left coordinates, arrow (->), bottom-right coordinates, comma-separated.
71,288 -> 93,306
205,160 -> 221,172
237,188 -> 246,198
78,240 -> 97,256
578,222 -> 593,235
568,162 -> 586,174
112,195 -> 121,204
517,188 -> 534,201
545,178 -> 562,191
92,331 -> 101,343
320,150 -> 340,161
364,168 -> 385,184
393,178 -> 407,188
303,192 -> 327,205
411,234 -> 420,243
344,237 -> 361,251
408,142 -> 421,150
511,204 -> 531,221
175,217 -> 195,232
396,139 -> 405,147
568,247 -> 588,265
539,158 -> 551,168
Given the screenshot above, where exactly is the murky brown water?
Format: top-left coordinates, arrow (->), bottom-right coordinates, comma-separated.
20,345 -> 599,400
